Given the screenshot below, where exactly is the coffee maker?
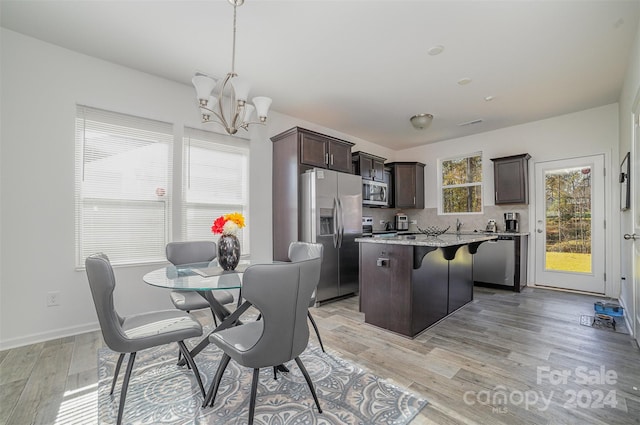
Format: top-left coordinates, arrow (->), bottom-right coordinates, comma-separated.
504,212 -> 519,232
395,213 -> 409,231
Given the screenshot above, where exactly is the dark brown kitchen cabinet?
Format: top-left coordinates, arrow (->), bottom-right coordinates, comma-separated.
359,240 -> 474,337
359,243 -> 415,336
491,153 -> 531,204
299,129 -> 353,173
352,151 -> 386,181
383,167 -> 393,207
271,127 -> 354,261
387,162 -> 425,209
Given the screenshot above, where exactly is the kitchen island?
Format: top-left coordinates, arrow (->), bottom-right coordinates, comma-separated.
356,233 -> 497,338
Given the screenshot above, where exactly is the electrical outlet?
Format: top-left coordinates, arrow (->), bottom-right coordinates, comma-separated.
47,291 -> 60,307
410,220 -> 417,225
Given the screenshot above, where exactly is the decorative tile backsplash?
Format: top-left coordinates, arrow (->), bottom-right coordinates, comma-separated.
363,205 -> 529,233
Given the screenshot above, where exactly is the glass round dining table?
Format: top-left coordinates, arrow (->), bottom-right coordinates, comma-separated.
143,259 -> 252,362
143,260 -> 248,291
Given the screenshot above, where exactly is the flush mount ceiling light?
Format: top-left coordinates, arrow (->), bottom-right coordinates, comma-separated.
410,113 -> 434,130
192,0 -> 272,135
427,45 -> 444,56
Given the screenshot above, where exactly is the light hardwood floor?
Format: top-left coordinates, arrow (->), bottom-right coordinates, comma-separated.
1,286 -> 639,424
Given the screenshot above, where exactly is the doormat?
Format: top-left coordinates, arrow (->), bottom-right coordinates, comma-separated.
580,314 -> 629,334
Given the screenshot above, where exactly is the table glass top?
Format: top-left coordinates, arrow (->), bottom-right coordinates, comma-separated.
143,259 -> 251,291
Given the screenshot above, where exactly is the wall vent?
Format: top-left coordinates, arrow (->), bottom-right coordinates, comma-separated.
458,119 -> 483,126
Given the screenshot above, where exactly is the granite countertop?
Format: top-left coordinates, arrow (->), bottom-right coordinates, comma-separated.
355,233 -> 498,247
370,230 -> 529,237
458,231 -> 530,236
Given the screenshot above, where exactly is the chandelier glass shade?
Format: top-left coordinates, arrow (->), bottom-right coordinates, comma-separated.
192,0 -> 271,135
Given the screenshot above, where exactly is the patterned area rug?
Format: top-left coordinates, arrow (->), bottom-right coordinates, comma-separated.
98,342 -> 427,424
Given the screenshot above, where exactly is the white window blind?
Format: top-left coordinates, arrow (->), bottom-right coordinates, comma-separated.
182,128 -> 250,253
75,106 -> 173,267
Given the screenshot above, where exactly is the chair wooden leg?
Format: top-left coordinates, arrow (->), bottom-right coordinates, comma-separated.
117,352 -> 136,425
110,353 -> 125,395
203,353 -> 231,408
294,357 -> 322,414
248,368 -> 260,425
307,311 -> 325,352
273,366 -> 278,380
178,341 -> 205,398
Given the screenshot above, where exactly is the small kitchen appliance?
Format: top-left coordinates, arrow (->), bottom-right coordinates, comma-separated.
504,212 -> 519,232
362,216 -> 373,236
395,213 -> 409,231
362,179 -> 388,207
485,219 -> 497,233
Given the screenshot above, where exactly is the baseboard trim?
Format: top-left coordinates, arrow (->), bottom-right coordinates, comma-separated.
618,297 -> 636,339
530,283 -> 606,297
0,322 -> 101,351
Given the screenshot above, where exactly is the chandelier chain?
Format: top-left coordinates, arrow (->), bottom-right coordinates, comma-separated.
231,3 -> 237,74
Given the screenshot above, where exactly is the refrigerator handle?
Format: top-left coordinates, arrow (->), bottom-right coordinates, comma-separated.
337,197 -> 344,248
333,198 -> 340,248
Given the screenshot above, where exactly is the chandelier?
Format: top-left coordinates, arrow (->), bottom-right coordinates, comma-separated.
192,0 -> 272,135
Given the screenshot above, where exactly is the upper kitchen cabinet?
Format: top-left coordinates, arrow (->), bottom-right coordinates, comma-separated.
271,127 -> 355,261
387,162 -> 425,209
294,128 -> 354,173
491,153 -> 531,204
383,166 -> 393,207
352,151 -> 386,181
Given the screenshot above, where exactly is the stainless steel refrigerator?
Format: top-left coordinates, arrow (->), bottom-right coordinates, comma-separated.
301,168 -> 362,303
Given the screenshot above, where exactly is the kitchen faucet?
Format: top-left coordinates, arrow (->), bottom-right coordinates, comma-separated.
456,218 -> 463,234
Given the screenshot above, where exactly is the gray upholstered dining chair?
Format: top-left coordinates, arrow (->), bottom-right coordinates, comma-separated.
202,257 -> 323,425
288,241 -> 325,352
166,241 -> 235,326
85,253 -> 205,425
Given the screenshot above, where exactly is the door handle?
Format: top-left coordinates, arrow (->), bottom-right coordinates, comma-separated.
333,198 -> 340,248
624,233 -> 637,240
337,198 -> 344,248
537,229 -> 543,233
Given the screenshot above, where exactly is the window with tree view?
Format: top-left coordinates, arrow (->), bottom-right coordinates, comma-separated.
440,153 -> 482,214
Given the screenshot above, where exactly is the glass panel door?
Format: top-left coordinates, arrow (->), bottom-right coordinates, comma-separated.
544,166 -> 593,273
534,155 -> 605,294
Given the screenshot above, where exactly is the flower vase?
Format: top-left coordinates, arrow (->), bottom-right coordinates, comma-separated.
218,234 -> 240,271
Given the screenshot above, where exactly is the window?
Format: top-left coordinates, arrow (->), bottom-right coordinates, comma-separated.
182,128 -> 250,253
439,153 -> 483,214
75,106 -> 173,267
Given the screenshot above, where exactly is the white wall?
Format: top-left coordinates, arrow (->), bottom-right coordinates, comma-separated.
0,27 -> 626,349
0,29 -> 392,349
395,103 -> 620,296
617,22 -> 640,334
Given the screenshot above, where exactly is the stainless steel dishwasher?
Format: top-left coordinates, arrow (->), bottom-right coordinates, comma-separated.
473,236 -> 516,286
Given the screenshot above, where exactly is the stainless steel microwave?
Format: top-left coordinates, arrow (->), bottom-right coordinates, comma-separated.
362,179 -> 388,206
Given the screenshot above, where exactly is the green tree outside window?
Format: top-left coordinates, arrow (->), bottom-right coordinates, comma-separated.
441,154 -> 482,214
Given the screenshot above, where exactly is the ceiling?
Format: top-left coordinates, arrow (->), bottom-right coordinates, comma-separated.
2,0 -> 639,150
